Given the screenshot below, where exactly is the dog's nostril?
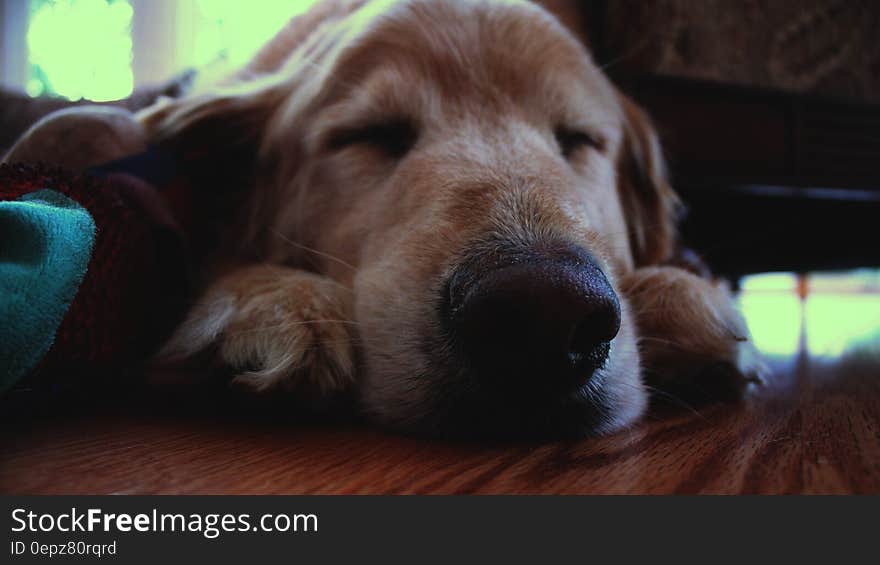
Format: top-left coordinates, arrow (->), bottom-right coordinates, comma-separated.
568,295 -> 621,371
568,321 -> 614,374
448,245 -> 621,395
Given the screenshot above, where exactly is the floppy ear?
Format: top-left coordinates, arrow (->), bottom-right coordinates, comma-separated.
137,82 -> 281,178
136,83 -> 285,259
616,91 -> 683,267
135,0 -> 366,184
134,0 -> 372,258
615,94 -> 764,397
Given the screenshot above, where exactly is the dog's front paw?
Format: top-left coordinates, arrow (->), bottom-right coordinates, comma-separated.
158,266 -> 355,395
621,266 -> 768,398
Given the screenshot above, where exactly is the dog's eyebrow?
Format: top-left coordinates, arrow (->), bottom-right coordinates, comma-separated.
324,117 -> 419,157
555,126 -> 606,158
541,70 -> 623,130
305,67 -> 421,147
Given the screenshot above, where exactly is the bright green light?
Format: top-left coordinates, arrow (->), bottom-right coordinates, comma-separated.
27,0 -> 133,102
805,294 -> 880,357
739,293 -> 803,357
26,0 -> 320,101
190,0 -> 318,68
740,270 -> 880,358
740,272 -> 797,293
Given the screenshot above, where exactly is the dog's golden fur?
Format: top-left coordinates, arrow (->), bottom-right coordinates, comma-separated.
4,0 -> 764,437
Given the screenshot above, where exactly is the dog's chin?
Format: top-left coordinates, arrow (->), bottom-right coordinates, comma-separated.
394,386 -> 638,441
414,303 -> 647,440
373,360 -> 648,441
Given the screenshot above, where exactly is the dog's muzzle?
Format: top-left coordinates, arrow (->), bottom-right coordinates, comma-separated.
443,242 -> 621,398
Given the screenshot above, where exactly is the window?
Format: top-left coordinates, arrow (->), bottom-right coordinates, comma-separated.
27,0 -> 134,101
18,0 -> 318,102
739,269 -> 880,357
187,0 -> 316,69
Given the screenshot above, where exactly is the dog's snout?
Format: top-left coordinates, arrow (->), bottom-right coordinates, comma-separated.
447,246 -> 621,395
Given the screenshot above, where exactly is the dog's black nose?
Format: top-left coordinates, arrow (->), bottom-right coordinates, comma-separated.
447,246 -> 621,395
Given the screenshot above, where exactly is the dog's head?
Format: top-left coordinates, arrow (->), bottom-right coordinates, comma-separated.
144,0 -> 681,438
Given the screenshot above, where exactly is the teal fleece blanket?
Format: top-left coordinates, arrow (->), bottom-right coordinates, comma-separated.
0,189 -> 95,391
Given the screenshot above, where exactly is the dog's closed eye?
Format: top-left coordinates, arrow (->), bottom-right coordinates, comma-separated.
554,126 -> 604,160
327,118 -> 418,158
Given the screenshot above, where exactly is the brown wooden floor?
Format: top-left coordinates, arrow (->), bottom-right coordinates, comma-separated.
2,294 -> 878,494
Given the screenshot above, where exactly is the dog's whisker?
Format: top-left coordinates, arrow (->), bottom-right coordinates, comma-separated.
625,307 -> 688,316
317,277 -> 356,294
636,336 -> 686,347
223,319 -> 362,336
269,228 -> 357,272
613,379 -> 707,422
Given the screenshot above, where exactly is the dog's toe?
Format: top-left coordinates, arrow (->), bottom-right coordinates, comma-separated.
157,266 -> 356,396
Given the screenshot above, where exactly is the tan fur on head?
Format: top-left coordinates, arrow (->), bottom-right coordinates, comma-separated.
127,0 -> 761,437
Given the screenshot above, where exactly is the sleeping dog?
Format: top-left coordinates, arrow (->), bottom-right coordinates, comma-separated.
5,0 -> 764,438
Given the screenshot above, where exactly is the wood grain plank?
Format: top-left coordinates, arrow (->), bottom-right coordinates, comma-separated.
2,344 -> 877,494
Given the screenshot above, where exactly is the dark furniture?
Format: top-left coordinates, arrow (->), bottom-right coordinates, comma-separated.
621,75 -> 880,277
548,0 -> 880,277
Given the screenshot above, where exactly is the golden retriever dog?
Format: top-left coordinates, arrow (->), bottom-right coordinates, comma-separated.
5,0 -> 764,438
